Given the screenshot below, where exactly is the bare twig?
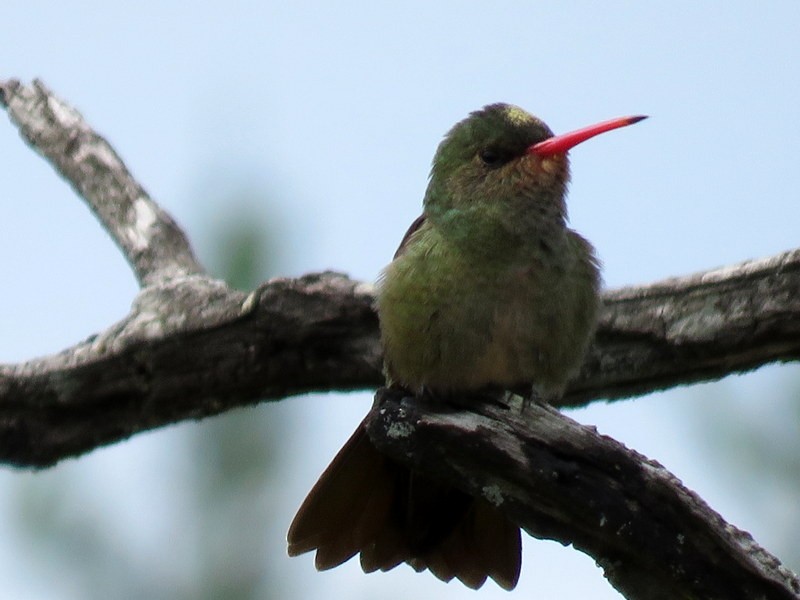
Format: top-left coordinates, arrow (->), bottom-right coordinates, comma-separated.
1,79 -> 202,286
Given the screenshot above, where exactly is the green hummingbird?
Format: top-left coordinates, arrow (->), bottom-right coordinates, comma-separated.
287,104 -> 646,590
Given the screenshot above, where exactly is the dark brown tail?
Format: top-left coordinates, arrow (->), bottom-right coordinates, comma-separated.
287,420 -> 521,590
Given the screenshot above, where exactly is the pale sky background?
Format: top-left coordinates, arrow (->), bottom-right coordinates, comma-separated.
2,3 -> 800,599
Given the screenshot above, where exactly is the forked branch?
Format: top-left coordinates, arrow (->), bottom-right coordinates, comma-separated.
1,78 -> 798,600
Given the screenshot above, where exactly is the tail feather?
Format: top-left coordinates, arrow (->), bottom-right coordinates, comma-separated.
474,498 -> 522,591
288,421 -> 390,563
360,526 -> 408,573
410,497 -> 520,590
287,419 -> 521,590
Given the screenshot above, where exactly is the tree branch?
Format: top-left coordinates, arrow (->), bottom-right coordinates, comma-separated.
2,78 -> 799,599
1,79 -> 202,286
564,248 -> 800,406
0,76 -> 800,466
366,388 -> 800,600
1,77 -> 800,465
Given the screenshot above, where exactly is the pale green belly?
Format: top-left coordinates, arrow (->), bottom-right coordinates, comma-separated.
376,238 -> 597,395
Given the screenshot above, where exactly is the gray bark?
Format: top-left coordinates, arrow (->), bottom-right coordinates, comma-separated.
2,78 -> 799,599
367,388 -> 800,600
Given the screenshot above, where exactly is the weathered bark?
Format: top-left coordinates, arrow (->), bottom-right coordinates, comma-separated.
366,389 -> 800,600
566,250 -> 800,406
2,78 -> 799,599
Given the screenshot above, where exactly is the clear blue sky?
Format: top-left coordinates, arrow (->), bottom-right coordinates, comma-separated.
2,3 -> 799,599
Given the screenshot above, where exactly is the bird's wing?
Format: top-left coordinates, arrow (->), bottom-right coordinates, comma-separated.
393,214 -> 427,259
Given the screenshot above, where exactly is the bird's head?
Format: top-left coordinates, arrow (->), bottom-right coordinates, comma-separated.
424,104 -> 645,251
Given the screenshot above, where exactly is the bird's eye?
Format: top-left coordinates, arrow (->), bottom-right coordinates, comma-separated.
478,148 -> 504,168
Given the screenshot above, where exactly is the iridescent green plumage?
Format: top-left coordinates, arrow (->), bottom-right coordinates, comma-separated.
378,104 -> 600,397
289,104 -> 645,590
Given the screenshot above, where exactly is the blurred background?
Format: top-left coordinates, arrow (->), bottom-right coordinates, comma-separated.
2,3 -> 799,599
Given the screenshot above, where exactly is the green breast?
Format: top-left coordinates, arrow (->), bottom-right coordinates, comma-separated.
376,222 -> 600,396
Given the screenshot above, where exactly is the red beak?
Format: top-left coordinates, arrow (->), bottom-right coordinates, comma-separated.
529,115 -> 647,157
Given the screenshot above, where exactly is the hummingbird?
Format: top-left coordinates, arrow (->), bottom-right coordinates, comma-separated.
287,104 -> 646,590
